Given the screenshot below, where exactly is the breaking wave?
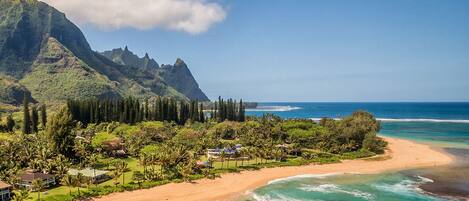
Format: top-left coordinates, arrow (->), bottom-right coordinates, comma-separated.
267,173 -> 343,185
373,175 -> 435,198
309,118 -> 469,123
299,184 -> 374,200
246,106 -> 302,112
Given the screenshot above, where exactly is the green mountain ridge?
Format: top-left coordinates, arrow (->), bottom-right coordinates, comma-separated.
0,0 -> 208,104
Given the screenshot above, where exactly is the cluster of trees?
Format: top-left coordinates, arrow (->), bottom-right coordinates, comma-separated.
210,97 -> 245,122
0,113 -> 15,132
67,97 -> 246,126
14,95 -> 47,134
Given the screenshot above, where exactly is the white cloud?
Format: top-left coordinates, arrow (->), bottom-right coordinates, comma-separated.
40,0 -> 226,34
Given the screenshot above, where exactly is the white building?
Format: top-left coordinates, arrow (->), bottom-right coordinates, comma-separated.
0,181 -> 11,201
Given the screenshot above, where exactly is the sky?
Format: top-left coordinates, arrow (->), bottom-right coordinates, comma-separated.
42,0 -> 469,102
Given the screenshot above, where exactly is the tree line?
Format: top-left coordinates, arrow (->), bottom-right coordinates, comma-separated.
10,95 -> 47,134
66,96 -> 246,126
210,97 -> 245,122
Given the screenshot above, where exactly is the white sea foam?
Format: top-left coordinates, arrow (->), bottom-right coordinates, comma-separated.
373,175 -> 434,197
246,106 -> 301,112
267,173 -> 343,185
309,117 -> 469,123
376,118 -> 469,123
299,184 -> 375,200
251,192 -> 314,201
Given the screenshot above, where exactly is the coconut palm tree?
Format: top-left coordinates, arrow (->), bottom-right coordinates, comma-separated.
75,173 -> 85,196
132,171 -> 145,188
31,179 -> 44,201
87,154 -> 99,186
139,154 -> 148,179
117,161 -> 128,185
219,150 -> 226,169
61,174 -> 75,196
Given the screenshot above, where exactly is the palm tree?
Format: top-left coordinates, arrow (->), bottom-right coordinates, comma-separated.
240,148 -> 248,166
132,171 -> 145,188
140,154 -> 148,179
219,150 -> 226,169
116,161 -> 128,185
12,189 -> 29,201
61,174 -> 75,196
31,179 -> 44,201
75,173 -> 85,196
87,154 -> 99,186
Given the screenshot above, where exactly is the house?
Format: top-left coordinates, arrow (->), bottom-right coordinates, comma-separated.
18,170 -> 56,189
68,168 -> 109,183
0,181 -> 11,201
206,144 -> 243,159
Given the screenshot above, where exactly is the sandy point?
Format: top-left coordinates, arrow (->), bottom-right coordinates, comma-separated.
93,137 -> 453,201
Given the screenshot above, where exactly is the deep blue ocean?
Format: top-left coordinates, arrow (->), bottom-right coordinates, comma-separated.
243,102 -> 469,201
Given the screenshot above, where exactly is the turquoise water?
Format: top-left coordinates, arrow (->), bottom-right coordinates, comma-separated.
244,102 -> 469,201
248,173 -> 450,201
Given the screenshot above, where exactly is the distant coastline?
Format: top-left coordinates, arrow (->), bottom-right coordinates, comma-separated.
93,137 -> 453,201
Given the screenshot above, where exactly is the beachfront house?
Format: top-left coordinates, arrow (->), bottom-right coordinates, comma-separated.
17,170 -> 56,189
206,144 -> 243,159
68,168 -> 110,183
0,181 -> 11,201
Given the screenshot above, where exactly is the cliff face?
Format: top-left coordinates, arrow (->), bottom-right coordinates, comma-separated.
101,48 -> 210,101
158,59 -> 209,101
0,0 -> 200,104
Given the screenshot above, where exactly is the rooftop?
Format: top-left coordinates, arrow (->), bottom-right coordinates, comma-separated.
20,172 -> 54,181
68,168 -> 109,178
0,181 -> 11,189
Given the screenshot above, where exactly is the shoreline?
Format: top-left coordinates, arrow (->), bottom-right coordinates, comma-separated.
94,137 -> 453,201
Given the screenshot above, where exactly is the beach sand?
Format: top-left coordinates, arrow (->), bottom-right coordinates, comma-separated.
94,137 -> 453,201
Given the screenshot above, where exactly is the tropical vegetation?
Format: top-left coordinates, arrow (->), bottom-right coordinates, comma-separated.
0,95 -> 386,201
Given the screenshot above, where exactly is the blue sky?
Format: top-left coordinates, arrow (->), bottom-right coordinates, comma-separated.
67,0 -> 469,102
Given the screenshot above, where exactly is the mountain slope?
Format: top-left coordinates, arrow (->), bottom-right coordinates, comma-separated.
0,0 -> 192,102
19,37 -> 121,102
101,48 -> 209,101
0,74 -> 34,105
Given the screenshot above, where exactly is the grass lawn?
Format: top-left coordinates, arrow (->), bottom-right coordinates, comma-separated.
99,158 -> 144,186
24,158 -> 143,201
21,155 -> 309,201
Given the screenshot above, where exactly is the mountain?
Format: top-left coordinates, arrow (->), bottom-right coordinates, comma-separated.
101,47 -> 159,72
0,0 -> 208,104
19,37 -> 121,103
158,59 -> 209,101
101,48 -> 209,101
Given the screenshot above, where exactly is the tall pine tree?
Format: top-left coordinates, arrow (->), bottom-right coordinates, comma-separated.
22,94 -> 31,134
31,106 -> 39,133
40,104 -> 47,128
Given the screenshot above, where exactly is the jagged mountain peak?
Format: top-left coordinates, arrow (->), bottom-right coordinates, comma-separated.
101,48 -> 209,101
101,47 -> 159,70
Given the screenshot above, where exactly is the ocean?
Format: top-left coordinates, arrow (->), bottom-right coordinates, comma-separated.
243,102 -> 469,201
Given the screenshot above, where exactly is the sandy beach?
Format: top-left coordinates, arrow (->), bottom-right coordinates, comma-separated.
94,137 -> 453,201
